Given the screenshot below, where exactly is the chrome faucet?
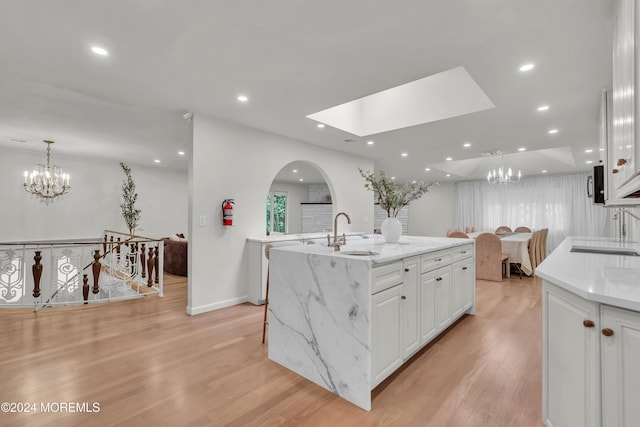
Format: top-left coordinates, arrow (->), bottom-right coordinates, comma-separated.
331,212 -> 351,251
613,208 -> 640,241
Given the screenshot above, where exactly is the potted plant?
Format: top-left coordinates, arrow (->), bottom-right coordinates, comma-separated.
358,168 -> 436,242
120,162 -> 141,237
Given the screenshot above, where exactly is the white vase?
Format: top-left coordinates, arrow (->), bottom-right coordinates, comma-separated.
381,217 -> 402,243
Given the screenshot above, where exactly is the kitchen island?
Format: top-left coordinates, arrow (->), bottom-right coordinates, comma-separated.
536,237 -> 640,427
267,236 -> 475,410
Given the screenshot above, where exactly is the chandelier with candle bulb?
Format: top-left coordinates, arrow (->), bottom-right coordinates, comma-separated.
23,140 -> 70,204
487,153 -> 522,185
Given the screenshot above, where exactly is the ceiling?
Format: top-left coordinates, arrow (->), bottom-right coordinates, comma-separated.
0,1 -> 613,182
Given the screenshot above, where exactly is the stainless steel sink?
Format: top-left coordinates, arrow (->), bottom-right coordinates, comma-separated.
570,246 -> 640,257
340,250 -> 380,256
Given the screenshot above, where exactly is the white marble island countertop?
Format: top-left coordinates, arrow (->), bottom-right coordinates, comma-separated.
247,231 -> 365,243
270,235 -> 472,265
536,236 -> 640,312
267,235 -> 474,411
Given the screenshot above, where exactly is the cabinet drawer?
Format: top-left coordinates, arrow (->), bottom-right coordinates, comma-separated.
451,244 -> 473,262
420,249 -> 451,274
372,262 -> 403,294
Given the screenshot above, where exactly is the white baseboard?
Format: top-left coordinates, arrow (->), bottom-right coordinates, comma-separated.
186,295 -> 248,315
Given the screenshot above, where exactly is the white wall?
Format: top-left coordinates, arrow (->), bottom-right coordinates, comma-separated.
407,182 -> 456,237
0,147 -> 188,241
269,180 -> 308,234
188,115 -> 374,315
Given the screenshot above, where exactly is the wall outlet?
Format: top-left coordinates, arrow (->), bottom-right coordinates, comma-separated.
199,215 -> 207,227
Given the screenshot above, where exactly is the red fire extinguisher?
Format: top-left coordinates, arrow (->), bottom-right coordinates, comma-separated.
222,199 -> 235,226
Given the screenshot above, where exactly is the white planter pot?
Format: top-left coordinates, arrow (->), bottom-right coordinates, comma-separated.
381,217 -> 402,243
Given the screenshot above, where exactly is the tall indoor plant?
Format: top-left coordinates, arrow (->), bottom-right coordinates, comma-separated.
120,162 -> 141,236
359,168 -> 435,242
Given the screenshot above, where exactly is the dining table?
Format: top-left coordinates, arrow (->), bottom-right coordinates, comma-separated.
467,231 -> 533,276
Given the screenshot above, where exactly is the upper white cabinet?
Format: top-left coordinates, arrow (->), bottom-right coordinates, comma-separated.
608,0 -> 640,200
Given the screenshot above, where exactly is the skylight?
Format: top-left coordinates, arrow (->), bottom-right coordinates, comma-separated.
306,66 -> 495,137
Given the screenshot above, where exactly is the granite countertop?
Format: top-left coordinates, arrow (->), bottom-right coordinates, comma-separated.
536,236 -> 640,312
271,235 -> 473,265
246,231 -> 365,243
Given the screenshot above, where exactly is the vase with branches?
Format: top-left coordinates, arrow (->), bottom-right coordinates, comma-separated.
120,162 -> 141,236
358,168 -> 436,242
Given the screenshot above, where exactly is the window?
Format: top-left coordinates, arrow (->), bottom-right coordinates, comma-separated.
266,191 -> 287,233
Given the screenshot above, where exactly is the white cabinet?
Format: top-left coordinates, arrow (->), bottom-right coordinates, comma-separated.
608,0 -> 640,200
371,246 -> 476,388
452,257 -> 474,318
543,281 -> 640,427
542,281 -> 600,427
601,305 -> 640,426
434,267 -> 452,330
401,257 -> 420,359
371,284 -> 403,387
419,269 -> 438,345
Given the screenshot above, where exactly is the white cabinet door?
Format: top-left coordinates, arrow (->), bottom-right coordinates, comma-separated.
451,258 -> 473,318
420,270 -> 437,345
542,281 -> 600,427
435,266 -> 452,330
401,257 -> 420,359
371,284 -> 403,387
601,305 -> 640,427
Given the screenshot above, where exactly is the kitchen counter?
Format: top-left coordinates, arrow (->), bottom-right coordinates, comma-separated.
536,236 -> 640,312
246,231 -> 364,243
267,236 -> 475,410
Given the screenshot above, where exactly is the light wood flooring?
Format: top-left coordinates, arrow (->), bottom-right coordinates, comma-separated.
0,273 -> 542,427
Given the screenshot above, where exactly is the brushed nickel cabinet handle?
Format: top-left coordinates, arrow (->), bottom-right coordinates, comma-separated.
602,328 -> 614,337
404,268 -> 410,272
462,266 -> 468,270
583,320 -> 595,328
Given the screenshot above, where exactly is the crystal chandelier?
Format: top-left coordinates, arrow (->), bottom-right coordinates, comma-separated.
487,154 -> 522,185
23,140 -> 71,204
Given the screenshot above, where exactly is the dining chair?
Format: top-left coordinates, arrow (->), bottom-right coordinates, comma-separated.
475,233 -> 510,282
528,230 -> 542,276
446,228 -> 453,236
495,226 -> 512,233
540,228 -> 549,262
514,226 -> 532,232
262,240 -> 303,343
448,231 -> 469,238
471,226 -> 477,232
465,227 -> 472,233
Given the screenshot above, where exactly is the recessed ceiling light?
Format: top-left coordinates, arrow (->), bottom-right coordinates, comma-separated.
299,178 -> 304,182
91,46 -> 108,56
585,149 -> 593,153
518,147 -> 526,152
446,157 -> 452,161
292,169 -> 298,173
548,129 -> 559,134
541,170 -> 548,173
317,123 -> 325,129
177,151 -> 185,156
154,159 -> 160,164
237,95 -> 249,102
463,142 -> 471,148
367,140 -> 374,145
425,168 -> 431,171
537,105 -> 549,112
412,180 -> 417,184
446,174 -> 451,177
586,160 -> 593,164
401,152 -> 408,157
599,148 -> 605,151
391,176 -> 396,180
519,63 -> 535,72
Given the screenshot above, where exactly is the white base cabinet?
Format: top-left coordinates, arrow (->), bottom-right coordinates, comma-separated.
543,281 -> 640,427
371,244 -> 474,388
